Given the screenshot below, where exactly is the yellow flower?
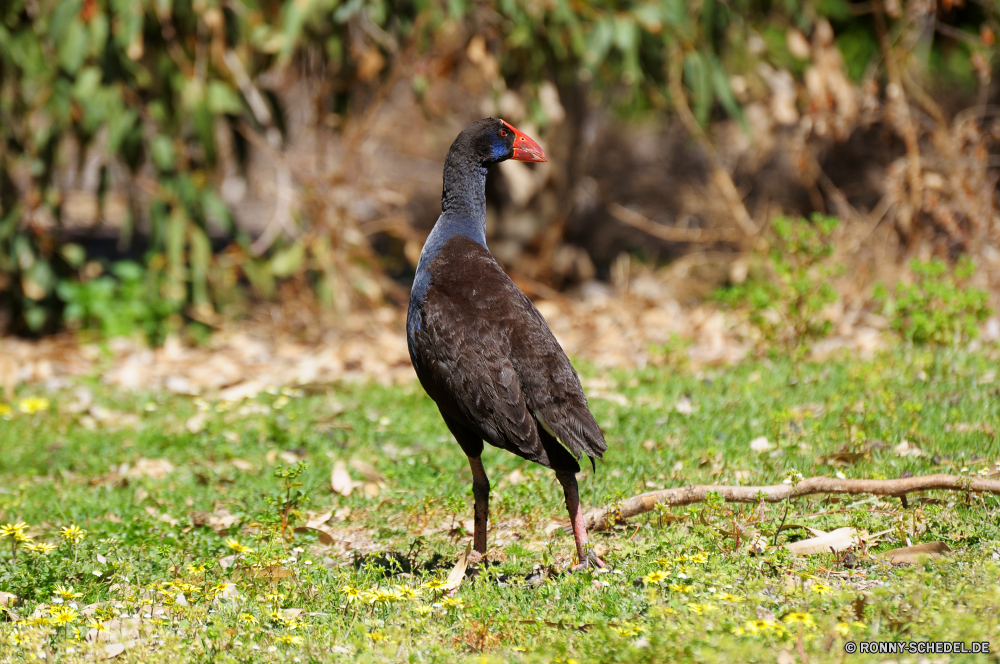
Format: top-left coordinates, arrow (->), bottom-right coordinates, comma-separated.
25,542 -> 57,554
224,538 -> 253,553
54,585 -> 83,601
369,631 -> 387,642
18,397 -> 50,414
186,564 -> 206,574
341,586 -> 362,602
395,585 -> 418,599
719,593 -> 741,602
686,602 -> 716,615
441,597 -> 464,610
416,604 -> 433,616
0,403 -> 11,417
810,583 -> 833,595
60,525 -> 86,544
0,522 -> 29,539
275,634 -> 303,645
422,578 -> 449,591
669,583 -> 693,593
782,612 -> 815,628
612,622 -> 643,637
689,552 -> 709,564
375,588 -> 403,603
654,557 -> 672,567
743,619 -> 785,635
643,571 -> 669,584
50,607 -> 79,625
239,613 -> 257,624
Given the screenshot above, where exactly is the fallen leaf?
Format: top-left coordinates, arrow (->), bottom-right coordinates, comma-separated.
363,482 -> 380,499
880,541 -> 951,564
218,554 -> 237,569
331,460 -> 352,497
446,543 -> 471,590
185,413 -> 207,434
675,396 -> 694,415
279,450 -> 299,464
305,510 -> 333,528
785,527 -> 859,555
293,526 -> 336,545
230,459 -> 254,472
103,643 -> 127,659
128,458 -> 175,479
349,458 -> 385,483
749,436 -> 772,453
0,591 -> 15,608
894,440 -> 923,458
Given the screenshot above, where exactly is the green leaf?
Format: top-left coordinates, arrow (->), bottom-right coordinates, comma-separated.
269,243 -> 306,278
58,19 -> 88,74
151,135 -> 176,171
206,81 -> 244,115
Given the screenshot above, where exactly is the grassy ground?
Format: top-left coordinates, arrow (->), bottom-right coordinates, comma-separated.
1,345 -> 999,663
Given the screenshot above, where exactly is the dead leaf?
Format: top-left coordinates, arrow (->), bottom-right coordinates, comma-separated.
230,459 -> 254,472
816,446 -> 867,466
293,526 -> 336,545
305,510 -> 333,528
185,412 -> 207,434
0,591 -> 16,608
675,396 -> 694,415
363,482 -> 380,499
749,436 -> 772,453
331,460 -> 352,497
103,643 -> 127,659
218,554 -> 237,569
349,458 -> 385,483
245,565 -> 292,581
894,440 -> 923,458
880,541 -> 951,564
446,543 -> 471,590
128,458 -> 175,479
785,527 -> 859,555
279,450 -> 299,464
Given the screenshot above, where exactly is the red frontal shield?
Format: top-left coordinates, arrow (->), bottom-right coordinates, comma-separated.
502,120 -> 547,162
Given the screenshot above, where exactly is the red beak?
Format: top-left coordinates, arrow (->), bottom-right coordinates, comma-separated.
502,120 -> 547,163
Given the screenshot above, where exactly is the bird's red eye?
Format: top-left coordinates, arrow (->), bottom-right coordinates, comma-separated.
500,129 -> 507,137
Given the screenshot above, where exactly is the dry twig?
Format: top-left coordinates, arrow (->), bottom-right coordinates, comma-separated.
667,48 -> 757,243
584,474 -> 1000,532
609,203 -> 741,243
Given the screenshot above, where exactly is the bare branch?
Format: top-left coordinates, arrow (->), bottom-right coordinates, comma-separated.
609,203 -> 741,243
584,474 -> 1000,532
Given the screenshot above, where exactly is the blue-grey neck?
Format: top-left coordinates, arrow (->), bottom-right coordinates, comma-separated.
410,154 -> 490,310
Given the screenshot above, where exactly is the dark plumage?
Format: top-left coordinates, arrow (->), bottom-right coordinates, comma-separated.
407,118 -> 607,568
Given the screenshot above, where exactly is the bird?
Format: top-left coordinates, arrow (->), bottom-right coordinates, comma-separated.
406,118 -> 607,569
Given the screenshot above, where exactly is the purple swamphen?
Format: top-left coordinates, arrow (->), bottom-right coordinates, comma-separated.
406,118 -> 607,569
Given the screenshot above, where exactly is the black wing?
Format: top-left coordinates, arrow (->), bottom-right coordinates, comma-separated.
408,236 -> 606,470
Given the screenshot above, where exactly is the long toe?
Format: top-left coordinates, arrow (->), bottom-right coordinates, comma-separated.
570,551 -> 607,571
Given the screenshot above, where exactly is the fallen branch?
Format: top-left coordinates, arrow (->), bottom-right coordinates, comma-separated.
584,474 -> 1000,533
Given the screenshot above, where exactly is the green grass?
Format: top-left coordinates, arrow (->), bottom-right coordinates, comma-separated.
1,345 -> 999,662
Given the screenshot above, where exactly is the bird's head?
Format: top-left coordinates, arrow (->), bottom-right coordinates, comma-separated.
457,118 -> 547,165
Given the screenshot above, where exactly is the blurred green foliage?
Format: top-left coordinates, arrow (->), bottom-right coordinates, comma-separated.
715,214 -> 842,354
0,0 -> 997,339
874,257 -> 993,346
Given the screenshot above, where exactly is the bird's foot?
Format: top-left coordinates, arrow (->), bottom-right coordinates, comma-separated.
571,551 -> 607,572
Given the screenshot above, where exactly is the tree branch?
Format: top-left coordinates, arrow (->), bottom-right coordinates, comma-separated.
584,474 -> 1000,532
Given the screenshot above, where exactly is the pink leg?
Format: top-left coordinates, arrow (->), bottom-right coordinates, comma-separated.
468,456 -> 490,555
556,470 -> 606,569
